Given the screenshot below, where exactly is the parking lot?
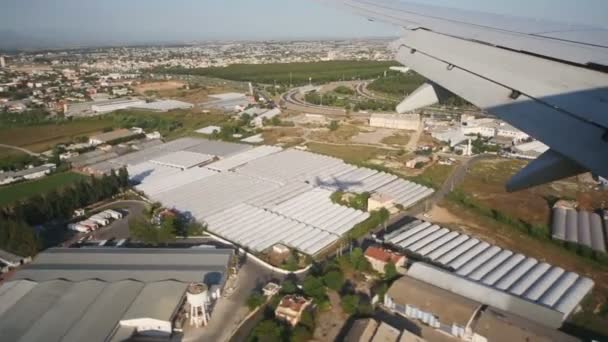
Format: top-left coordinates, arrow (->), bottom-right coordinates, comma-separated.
64,200 -> 147,246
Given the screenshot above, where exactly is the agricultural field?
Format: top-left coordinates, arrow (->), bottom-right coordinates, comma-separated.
0,118 -> 114,152
459,158 -> 608,228
381,132 -> 411,146
134,79 -> 245,103
307,142 -> 388,165
308,124 -> 360,144
410,163 -> 455,189
110,109 -> 229,140
0,172 -> 86,206
156,60 -> 399,85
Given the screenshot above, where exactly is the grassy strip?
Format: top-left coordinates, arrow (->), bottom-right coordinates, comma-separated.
0,172 -> 86,206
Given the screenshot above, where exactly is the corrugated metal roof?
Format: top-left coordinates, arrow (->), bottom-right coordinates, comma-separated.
121,281 -> 187,322
150,151 -> 215,169
205,145 -> 282,172
385,221 -> 594,321
184,139 -> 253,157
13,248 -> 232,283
406,263 -> 565,328
131,100 -> 193,112
0,248 -> 232,342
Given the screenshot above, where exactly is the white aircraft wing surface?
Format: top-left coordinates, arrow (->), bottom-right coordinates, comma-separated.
323,0 -> 608,191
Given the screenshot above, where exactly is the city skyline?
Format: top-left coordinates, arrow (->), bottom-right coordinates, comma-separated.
2,0 -> 608,50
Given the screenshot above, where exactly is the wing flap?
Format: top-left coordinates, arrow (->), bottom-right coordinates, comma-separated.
394,40 -> 608,180
336,0 -> 608,67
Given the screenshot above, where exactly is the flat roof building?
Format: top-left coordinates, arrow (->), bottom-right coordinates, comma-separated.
384,273 -> 578,342
0,248 -> 232,341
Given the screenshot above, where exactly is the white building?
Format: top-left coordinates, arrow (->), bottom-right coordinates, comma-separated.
370,114 -> 420,130
0,56 -> 5,68
252,108 -> 282,127
91,99 -> 146,113
0,164 -> 57,185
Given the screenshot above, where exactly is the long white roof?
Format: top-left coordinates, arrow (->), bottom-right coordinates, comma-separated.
386,220 -> 594,321
121,138 -> 433,256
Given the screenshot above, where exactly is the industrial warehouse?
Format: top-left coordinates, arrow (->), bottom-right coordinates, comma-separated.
0,248 -> 232,341
86,137 -> 433,256
383,220 -> 595,327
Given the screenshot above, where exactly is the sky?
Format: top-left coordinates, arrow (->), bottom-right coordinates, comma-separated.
1,0 -> 607,48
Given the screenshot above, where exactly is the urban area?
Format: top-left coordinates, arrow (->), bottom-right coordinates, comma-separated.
0,17 -> 607,342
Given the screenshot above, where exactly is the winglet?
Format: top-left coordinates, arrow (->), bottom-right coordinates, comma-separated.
506,149 -> 586,192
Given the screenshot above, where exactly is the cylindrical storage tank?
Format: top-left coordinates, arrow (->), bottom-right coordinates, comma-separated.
552,207 -> 567,240
553,277 -> 594,317
447,241 -> 489,270
508,262 -> 551,296
523,267 -> 565,301
590,213 -> 606,253
578,211 -> 592,248
565,209 -> 578,243
538,272 -> 579,307
468,250 -> 514,281
481,253 -> 526,286
186,283 -> 208,307
455,246 -> 501,276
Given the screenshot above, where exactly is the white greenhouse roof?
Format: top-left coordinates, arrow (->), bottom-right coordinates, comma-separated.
132,100 -> 193,112
205,146 -> 282,172
118,139 -> 433,256
386,220 -> 594,322
150,151 -> 215,169
196,126 -> 222,135
271,188 -> 370,235
205,203 -> 339,255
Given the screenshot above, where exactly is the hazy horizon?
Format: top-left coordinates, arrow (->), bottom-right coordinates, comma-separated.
2,0 -> 607,50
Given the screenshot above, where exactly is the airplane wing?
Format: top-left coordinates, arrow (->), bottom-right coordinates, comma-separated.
322,0 -> 608,191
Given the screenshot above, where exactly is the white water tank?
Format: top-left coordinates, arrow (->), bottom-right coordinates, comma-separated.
187,283 -> 208,307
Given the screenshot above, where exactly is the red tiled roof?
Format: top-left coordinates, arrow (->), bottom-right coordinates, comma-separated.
278,295 -> 310,312
365,246 -> 404,264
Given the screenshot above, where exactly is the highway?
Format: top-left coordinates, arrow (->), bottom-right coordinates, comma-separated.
281,88 -> 370,118
355,81 -> 394,101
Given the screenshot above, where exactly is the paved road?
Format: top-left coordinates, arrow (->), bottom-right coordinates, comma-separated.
187,254 -> 286,342
355,81 -> 395,102
0,144 -> 40,156
281,88 -> 370,118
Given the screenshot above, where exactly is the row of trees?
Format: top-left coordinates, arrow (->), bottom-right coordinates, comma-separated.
0,169 -> 130,256
154,61 -> 398,86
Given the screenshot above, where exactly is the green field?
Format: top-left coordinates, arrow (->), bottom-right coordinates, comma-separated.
367,71 -> 426,97
0,118 -> 114,152
156,61 -> 400,86
0,172 -> 86,206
